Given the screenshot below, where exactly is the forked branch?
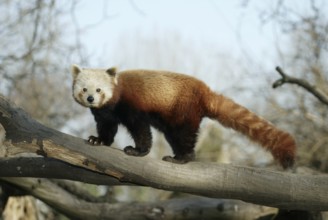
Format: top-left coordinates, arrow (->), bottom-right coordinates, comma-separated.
273,66 -> 328,106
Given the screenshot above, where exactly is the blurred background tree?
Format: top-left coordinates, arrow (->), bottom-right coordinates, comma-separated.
253,0 -> 328,171
0,0 -> 86,129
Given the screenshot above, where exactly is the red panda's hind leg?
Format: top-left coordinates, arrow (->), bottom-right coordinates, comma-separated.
162,126 -> 198,164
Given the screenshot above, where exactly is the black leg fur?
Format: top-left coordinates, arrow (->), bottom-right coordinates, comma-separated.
90,107 -> 119,146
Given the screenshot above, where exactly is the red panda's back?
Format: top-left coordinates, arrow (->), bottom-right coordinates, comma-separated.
117,70 -> 209,120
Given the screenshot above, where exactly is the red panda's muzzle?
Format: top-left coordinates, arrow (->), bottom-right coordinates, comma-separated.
87,95 -> 94,103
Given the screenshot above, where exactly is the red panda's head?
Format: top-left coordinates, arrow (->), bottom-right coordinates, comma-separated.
71,64 -> 118,108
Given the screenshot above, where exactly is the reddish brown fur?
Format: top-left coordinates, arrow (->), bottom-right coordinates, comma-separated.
113,69 -> 296,168
204,91 -> 296,168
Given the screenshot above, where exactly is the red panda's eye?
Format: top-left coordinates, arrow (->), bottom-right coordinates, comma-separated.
96,88 -> 101,93
83,88 -> 87,92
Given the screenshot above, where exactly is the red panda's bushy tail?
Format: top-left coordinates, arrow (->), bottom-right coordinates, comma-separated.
204,91 -> 296,169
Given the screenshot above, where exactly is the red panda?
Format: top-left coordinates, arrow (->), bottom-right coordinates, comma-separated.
71,64 -> 296,169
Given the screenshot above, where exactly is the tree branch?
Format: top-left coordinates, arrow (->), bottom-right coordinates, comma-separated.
1,95 -> 328,211
1,177 -> 276,220
273,66 -> 328,106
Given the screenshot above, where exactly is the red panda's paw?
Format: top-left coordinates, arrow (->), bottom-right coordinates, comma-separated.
124,146 -> 149,157
87,135 -> 104,145
162,152 -> 195,164
162,156 -> 187,164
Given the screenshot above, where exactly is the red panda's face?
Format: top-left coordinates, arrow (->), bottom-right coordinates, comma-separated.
71,65 -> 117,108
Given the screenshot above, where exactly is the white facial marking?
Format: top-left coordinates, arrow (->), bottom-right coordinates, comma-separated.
72,68 -> 116,108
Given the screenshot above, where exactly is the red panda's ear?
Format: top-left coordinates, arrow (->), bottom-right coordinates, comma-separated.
71,64 -> 82,79
106,67 -> 117,77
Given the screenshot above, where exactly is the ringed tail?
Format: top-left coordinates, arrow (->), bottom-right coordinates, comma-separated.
205,91 -> 296,169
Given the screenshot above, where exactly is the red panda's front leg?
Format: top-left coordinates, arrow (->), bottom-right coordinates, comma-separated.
88,120 -> 118,146
123,120 -> 152,157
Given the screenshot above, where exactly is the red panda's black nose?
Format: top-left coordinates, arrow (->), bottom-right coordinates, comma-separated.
87,96 -> 94,103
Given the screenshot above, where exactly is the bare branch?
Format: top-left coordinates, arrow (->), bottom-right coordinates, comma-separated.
0,157 -> 126,186
273,66 -> 328,106
52,180 -> 115,203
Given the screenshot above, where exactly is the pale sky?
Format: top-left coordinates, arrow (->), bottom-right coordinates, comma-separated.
74,0 -> 282,67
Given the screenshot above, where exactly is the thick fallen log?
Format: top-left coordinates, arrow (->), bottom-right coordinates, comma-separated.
0,95 -> 328,211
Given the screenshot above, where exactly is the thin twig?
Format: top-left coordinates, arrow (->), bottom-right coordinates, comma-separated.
273,66 -> 328,106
